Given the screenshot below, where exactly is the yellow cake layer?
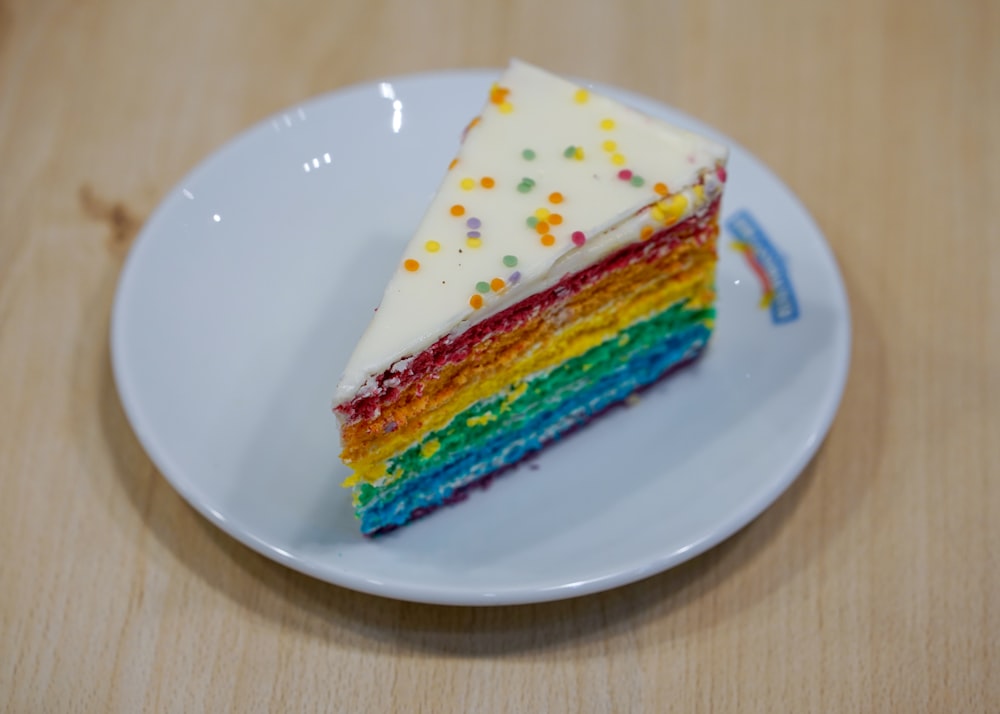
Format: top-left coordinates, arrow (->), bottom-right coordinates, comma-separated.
343,229 -> 718,485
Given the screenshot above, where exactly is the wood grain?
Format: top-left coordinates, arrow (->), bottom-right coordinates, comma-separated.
1,0 -> 997,711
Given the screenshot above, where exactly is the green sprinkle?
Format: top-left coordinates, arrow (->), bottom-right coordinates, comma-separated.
476,281 -> 490,293
517,177 -> 535,193
630,175 -> 645,187
526,216 -> 539,228
522,148 -> 536,160
563,145 -> 576,158
503,254 -> 518,267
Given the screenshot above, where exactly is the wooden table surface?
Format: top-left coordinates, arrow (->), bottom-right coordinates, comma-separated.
2,0 -> 997,711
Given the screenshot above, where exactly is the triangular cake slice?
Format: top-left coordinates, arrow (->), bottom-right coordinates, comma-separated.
334,60 -> 728,534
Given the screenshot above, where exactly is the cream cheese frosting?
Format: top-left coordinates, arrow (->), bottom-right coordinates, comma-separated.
334,60 -> 728,404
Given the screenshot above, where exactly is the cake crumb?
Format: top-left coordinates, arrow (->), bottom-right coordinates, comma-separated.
625,394 -> 642,407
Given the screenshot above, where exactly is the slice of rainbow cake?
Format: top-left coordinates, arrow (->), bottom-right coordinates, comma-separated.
334,60 -> 728,534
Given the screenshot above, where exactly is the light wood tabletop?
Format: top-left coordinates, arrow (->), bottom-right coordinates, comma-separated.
2,0 -> 997,711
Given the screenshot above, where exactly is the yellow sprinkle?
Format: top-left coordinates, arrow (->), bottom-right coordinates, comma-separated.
600,118 -> 616,130
420,440 -> 441,459
424,240 -> 441,253
574,88 -> 589,103
534,207 -> 550,220
466,237 -> 483,248
466,413 -> 497,427
655,193 -> 689,224
498,101 -> 514,114
574,146 -> 585,160
693,185 -> 706,204
611,153 -> 626,166
460,177 -> 475,190
650,205 -> 666,223
602,140 -> 617,152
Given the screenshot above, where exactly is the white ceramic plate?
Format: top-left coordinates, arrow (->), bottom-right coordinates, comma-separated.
112,70 -> 850,606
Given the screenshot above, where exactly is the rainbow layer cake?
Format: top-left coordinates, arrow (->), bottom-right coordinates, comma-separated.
333,60 -> 729,534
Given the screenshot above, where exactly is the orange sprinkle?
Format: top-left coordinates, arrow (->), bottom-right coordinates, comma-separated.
640,226 -> 654,241
450,204 -> 465,216
540,234 -> 556,246
481,176 -> 495,188
448,158 -> 459,170
654,182 -> 669,196
469,294 -> 484,309
490,277 -> 505,292
489,84 -> 510,104
548,191 -> 564,204
548,213 -> 563,225
535,221 -> 550,234
403,258 -> 420,272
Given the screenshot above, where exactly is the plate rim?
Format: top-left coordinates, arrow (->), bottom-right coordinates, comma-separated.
111,68 -> 851,606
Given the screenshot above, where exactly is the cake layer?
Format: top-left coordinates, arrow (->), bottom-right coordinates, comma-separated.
339,203 -> 720,476
355,310 -> 712,533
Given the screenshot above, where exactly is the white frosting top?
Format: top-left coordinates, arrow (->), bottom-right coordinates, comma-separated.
335,60 -> 727,404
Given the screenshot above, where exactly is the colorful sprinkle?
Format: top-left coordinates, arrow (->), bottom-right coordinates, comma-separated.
600,118 -> 616,130
502,255 -> 518,267
526,216 -> 539,228
481,176 -> 495,188
534,207 -> 550,220
489,84 -> 510,104
509,270 -> 521,283
466,217 -> 481,229
602,140 -> 617,152
653,182 -> 669,196
450,204 -> 465,216
467,230 -> 481,238
574,88 -> 589,103
490,277 -> 505,292
571,230 -> 586,246
630,175 -> 645,187
424,240 -> 441,253
563,145 -> 577,158
540,234 -> 556,246
574,146 -> 585,160
652,193 -> 689,224
548,192 -> 564,204
611,153 -> 626,166
460,177 -> 475,190
717,165 -> 728,182
469,294 -> 484,309
522,148 -> 536,160
498,101 -> 514,114
448,158 -> 459,170
618,169 -> 633,181
535,221 -> 550,234
404,258 -> 420,272
548,213 -> 563,225
640,226 -> 654,241
517,178 -> 536,193
466,236 -> 483,248
476,281 -> 490,293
